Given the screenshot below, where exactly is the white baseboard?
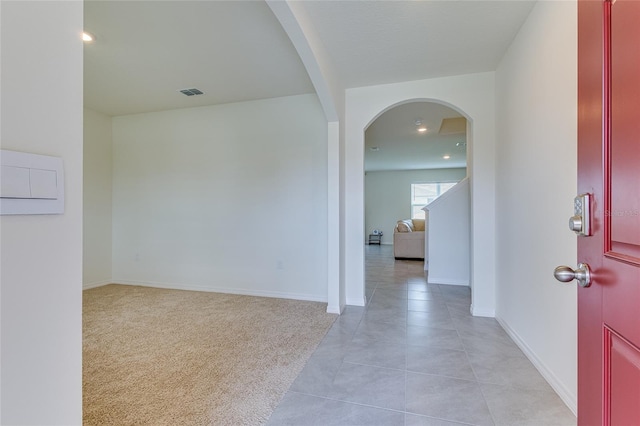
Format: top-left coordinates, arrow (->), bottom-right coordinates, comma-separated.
83,280 -> 111,290
427,277 -> 469,286
345,296 -> 366,307
496,315 -> 577,416
111,279 -> 328,304
470,304 -> 495,318
326,304 -> 342,314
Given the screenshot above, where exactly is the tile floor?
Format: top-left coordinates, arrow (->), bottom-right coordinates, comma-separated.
267,245 -> 576,426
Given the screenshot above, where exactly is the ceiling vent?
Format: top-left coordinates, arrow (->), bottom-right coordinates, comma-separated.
179,88 -> 204,96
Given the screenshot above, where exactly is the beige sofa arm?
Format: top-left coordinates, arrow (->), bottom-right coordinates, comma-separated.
393,230 -> 425,259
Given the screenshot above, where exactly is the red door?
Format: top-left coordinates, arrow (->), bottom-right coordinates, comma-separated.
578,0 -> 640,424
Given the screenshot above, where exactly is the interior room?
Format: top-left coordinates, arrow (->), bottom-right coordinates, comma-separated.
1,0 -> 579,424
364,102 -> 467,248
363,101 -> 470,293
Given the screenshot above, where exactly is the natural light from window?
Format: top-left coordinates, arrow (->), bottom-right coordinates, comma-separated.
411,182 -> 457,219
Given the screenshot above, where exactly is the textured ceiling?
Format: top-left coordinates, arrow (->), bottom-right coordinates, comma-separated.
84,0 -> 535,171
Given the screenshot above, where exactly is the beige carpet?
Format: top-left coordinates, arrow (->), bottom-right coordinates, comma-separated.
83,284 -> 337,425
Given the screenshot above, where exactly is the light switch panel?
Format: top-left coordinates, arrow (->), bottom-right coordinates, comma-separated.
30,168 -> 58,199
1,165 -> 31,198
0,150 -> 64,215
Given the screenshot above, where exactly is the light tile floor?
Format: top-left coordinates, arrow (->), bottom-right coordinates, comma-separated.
267,245 -> 576,426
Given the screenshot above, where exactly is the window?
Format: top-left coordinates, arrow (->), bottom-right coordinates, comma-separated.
411,182 -> 457,219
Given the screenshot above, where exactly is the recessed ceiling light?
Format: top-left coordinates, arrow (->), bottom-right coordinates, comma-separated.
443,155 -> 451,160
418,127 -> 427,133
82,32 -> 95,42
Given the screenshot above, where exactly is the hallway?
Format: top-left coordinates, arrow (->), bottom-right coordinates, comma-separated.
268,245 -> 576,425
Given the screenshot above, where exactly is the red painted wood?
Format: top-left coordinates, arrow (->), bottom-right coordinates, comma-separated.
578,0 -> 640,424
578,1 -> 605,423
609,0 -> 640,259
607,328 -> 640,425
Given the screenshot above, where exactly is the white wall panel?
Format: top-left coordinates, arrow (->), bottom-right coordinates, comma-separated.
112,94 -> 329,302
0,1 -> 83,423
426,177 -> 470,286
83,108 -> 114,288
495,0 -> 577,414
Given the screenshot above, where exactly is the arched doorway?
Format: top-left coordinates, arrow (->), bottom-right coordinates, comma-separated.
363,100 -> 470,300
343,74 -> 497,318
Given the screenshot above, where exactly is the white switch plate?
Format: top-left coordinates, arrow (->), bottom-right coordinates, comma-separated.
1,165 -> 31,198
29,168 -> 58,199
0,150 -> 64,215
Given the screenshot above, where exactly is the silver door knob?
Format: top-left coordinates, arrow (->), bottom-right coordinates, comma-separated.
554,263 -> 591,287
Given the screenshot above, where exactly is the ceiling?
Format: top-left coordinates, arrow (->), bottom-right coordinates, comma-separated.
83,0 -> 535,170
83,1 -> 314,117
365,102 -> 466,172
301,1 -> 535,89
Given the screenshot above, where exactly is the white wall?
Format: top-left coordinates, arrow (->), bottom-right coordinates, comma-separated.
0,1 -> 83,423
426,178 -> 470,286
266,1 -> 346,313
345,72 -> 496,314
365,168 -> 466,244
112,94 -> 329,302
84,108 -> 113,288
495,0 -> 577,413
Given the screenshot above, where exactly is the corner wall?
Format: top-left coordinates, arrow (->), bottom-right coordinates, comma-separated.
266,1 -> 346,313
83,108 -> 113,288
495,0 -> 577,412
0,1 -> 83,423
112,94 -> 329,302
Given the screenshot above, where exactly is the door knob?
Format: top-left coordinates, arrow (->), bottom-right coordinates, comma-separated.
554,263 -> 592,287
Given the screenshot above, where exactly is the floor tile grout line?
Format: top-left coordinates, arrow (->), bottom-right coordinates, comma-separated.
284,388 -> 479,425
477,378 -> 499,426
376,248 -> 490,425
340,359 -> 407,373
284,390 -> 406,415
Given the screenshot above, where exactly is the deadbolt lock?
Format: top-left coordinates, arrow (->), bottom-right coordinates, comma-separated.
570,193 -> 591,236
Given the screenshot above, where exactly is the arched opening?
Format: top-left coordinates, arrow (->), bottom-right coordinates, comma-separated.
343,75 -> 497,318
362,99 -> 471,305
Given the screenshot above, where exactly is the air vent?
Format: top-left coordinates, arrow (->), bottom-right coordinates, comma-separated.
179,88 -> 204,96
